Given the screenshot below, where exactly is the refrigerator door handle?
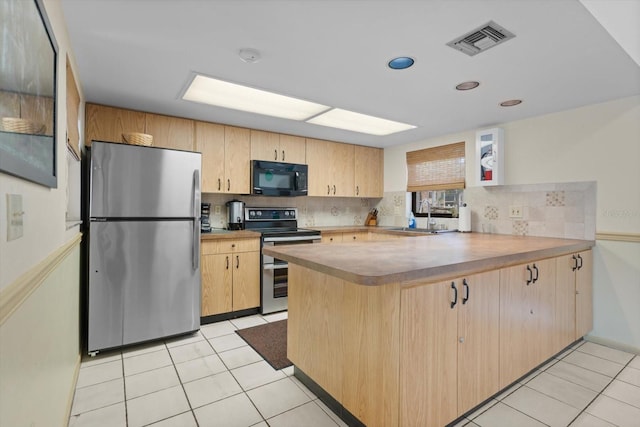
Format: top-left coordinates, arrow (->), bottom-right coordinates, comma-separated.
193,169 -> 201,270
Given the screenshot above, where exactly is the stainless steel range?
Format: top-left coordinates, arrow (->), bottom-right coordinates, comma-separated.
244,207 -> 321,314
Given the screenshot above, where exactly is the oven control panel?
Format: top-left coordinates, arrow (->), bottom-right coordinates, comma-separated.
246,208 -> 297,221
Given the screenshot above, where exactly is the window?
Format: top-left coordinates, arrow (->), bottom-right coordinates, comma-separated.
406,142 -> 465,218
412,189 -> 463,218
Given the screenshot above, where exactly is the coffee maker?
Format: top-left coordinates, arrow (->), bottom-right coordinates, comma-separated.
226,199 -> 245,230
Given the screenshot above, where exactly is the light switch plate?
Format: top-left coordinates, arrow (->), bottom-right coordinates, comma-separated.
7,194 -> 24,241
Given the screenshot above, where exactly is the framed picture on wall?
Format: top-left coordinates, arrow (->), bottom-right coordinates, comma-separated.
0,0 -> 58,188
475,127 -> 504,186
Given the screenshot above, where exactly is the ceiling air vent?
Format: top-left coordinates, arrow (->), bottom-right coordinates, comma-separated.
447,21 -> 515,57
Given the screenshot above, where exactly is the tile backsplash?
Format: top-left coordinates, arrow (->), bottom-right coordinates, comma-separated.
201,194 -> 379,229
460,181 -> 595,239
203,180 -> 596,241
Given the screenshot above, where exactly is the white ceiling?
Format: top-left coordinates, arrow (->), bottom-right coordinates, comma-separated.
60,0 -> 640,148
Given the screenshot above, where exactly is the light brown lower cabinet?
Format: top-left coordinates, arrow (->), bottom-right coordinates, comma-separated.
400,270 -> 500,426
321,231 -> 369,243
574,250 -> 593,339
201,239 -> 260,316
499,258 -> 557,388
287,250 -> 592,427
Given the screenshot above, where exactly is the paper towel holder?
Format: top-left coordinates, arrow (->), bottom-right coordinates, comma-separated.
459,203 -> 472,232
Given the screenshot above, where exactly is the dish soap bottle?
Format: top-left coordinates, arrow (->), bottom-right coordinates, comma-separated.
408,211 -> 416,229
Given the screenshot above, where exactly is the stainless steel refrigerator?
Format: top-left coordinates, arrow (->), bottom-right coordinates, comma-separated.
87,141 -> 201,355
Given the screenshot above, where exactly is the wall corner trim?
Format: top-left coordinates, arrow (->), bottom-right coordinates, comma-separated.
0,233 -> 82,325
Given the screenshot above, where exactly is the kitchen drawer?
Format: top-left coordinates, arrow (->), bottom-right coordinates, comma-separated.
201,238 -> 260,255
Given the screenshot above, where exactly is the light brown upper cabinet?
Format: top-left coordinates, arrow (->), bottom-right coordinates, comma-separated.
85,104 -> 145,146
354,145 -> 383,197
196,122 -> 251,194
306,138 -> 355,197
251,130 -> 306,164
85,104 -> 195,152
279,134 -> 306,163
144,113 -> 194,152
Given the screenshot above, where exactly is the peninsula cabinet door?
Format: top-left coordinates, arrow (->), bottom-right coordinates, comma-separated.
574,250 -> 593,339
499,258 -> 556,388
400,271 -> 501,426
400,280 -> 458,427
457,270 -> 501,415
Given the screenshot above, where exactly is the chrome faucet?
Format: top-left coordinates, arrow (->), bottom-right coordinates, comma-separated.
423,196 -> 438,231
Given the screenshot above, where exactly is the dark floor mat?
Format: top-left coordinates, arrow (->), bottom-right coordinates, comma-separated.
235,319 -> 291,370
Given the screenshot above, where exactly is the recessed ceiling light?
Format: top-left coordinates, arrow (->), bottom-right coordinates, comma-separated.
182,74 -> 329,120
388,57 -> 415,70
456,81 -> 480,90
307,108 -> 416,136
500,99 -> 522,107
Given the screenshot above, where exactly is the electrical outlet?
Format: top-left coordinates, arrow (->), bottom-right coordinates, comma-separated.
509,205 -> 523,218
214,205 -> 221,215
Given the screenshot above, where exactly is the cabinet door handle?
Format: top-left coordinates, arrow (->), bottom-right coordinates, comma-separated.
236,255 -> 239,269
333,185 -> 336,195
282,150 -> 285,162
227,179 -> 230,191
526,265 -> 533,285
274,149 -> 278,161
532,264 -> 539,283
577,254 -> 583,270
450,282 -> 458,309
572,255 -> 578,271
225,256 -> 229,269
462,278 -> 469,304
218,178 -> 221,191
356,185 -> 359,196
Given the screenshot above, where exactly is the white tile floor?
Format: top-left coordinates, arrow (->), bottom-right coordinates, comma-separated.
68,313 -> 640,427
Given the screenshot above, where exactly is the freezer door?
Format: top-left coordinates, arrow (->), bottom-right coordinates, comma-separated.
88,220 -> 200,352
90,141 -> 201,218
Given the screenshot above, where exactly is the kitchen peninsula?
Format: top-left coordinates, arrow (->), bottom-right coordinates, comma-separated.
263,232 -> 594,427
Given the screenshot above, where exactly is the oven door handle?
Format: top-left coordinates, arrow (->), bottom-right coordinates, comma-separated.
263,263 -> 289,270
263,235 -> 322,243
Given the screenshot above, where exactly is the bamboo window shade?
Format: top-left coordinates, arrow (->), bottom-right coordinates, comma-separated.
406,141 -> 465,192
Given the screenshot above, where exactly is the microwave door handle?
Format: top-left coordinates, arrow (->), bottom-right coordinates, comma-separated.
295,171 -> 299,190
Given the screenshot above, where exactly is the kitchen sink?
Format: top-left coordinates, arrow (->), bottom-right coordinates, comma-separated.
387,227 -> 458,234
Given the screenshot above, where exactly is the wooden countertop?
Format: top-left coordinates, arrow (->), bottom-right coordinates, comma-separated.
263,233 -> 594,286
310,225 -> 450,237
201,230 -> 261,240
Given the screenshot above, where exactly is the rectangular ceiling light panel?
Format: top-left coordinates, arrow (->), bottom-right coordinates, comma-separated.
307,108 -> 416,136
183,74 -> 329,120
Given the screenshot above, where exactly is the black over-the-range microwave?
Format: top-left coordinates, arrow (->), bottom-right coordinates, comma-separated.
251,160 -> 308,196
